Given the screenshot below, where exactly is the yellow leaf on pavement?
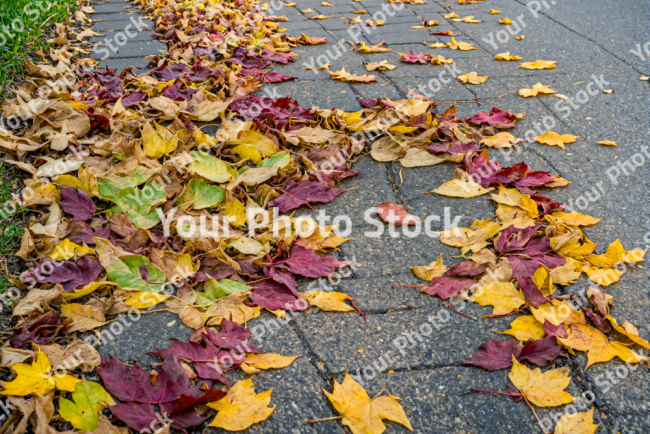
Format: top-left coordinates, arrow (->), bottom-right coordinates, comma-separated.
323,372 -> 413,434
480,132 -> 521,148
535,131 -> 579,149
301,291 -> 355,312
597,140 -> 617,146
531,299 -> 585,326
494,52 -> 521,61
557,323 -> 647,368
470,281 -> 525,315
497,315 -> 545,342
509,357 -> 574,407
240,353 -> 299,374
520,60 -> 557,70
330,67 -> 378,84
411,255 -> 447,281
555,408 -> 599,434
207,379 -> 274,431
365,60 -> 396,71
519,83 -> 557,97
448,37 -> 477,51
499,17 -> 513,24
0,347 -> 81,396
604,316 -> 650,348
426,178 -> 494,197
457,71 -> 486,84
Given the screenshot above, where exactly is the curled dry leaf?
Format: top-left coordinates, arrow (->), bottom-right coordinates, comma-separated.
427,178 -> 494,197
448,37 -> 477,50
597,140 -> 617,146
494,52 -> 522,61
365,60 -> 396,71
499,17 -> 513,24
330,67 -> 378,83
519,83 -> 557,97
520,60 -> 557,69
457,72 -> 487,84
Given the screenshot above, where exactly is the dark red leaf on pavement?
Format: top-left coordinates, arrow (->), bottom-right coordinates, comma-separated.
443,261 -> 489,277
461,339 -> 522,371
268,182 -> 344,212
377,202 -> 419,226
276,245 -> 351,279
422,276 -> 476,299
543,321 -> 568,339
518,335 -> 563,366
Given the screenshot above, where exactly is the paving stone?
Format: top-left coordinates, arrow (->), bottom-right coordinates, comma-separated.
92,18 -> 154,32
95,56 -> 152,72
93,12 -> 134,21
92,3 -> 134,13
255,79 -> 362,111
90,40 -> 167,59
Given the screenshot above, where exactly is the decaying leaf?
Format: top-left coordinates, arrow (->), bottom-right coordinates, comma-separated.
330,68 -> 378,83
457,72 -> 487,84
426,178 -> 494,197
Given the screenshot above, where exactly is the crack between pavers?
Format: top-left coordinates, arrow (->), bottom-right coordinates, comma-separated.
511,0 -> 647,76
331,361 -> 458,377
385,163 -> 409,205
289,320 -> 336,384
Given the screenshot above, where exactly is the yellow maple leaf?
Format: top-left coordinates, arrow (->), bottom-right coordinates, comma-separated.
470,281 -> 525,315
301,291 -> 355,312
457,71 -> 487,84
311,15 -> 331,19
443,11 -> 458,19
605,316 -> 650,348
500,17 -> 513,24
427,178 -> 494,198
497,315 -> 546,342
520,60 -> 557,69
535,131 -> 579,149
509,357 -> 574,407
480,132 -> 521,148
585,239 -> 647,267
356,41 -> 391,53
519,83 -> 557,97
141,121 -> 179,159
597,140 -> 617,146
411,255 -> 447,281
207,379 -> 274,430
323,373 -> 413,434
544,211 -> 601,227
453,16 -> 482,23
448,37 -> 477,51
330,67 -> 378,83
555,408 -> 599,434
494,51 -> 522,61
48,239 -> 95,261
240,353 -> 299,374
1,347 -> 81,396
557,323 -> 647,369
531,299 -> 585,326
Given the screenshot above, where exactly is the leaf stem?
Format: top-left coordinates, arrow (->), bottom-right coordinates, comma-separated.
447,304 -> 477,321
470,388 -> 520,397
523,396 -> 546,434
308,416 -> 342,423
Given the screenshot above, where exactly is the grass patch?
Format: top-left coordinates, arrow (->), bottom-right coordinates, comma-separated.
0,0 -> 77,93
0,164 -> 24,295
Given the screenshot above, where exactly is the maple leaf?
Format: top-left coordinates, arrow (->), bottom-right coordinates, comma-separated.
427,178 -> 494,197
301,291 -> 356,312
557,323 -> 647,368
207,379 -> 274,430
453,15 -> 482,23
519,83 -> 557,97
508,357 -> 574,407
604,316 -> 650,348
366,60 -> 395,71
457,72 -> 487,84
9,311 -> 64,349
323,373 -> 413,434
59,187 -> 96,221
555,408 -> 600,434
448,37 -> 476,50
490,9 -> 501,14
411,255 -> 447,280
377,202 -> 419,226
356,42 -> 392,53
499,17 -> 513,24
330,67 -> 378,83
498,315 -> 546,342
432,30 -> 458,36
520,60 -> 557,70
469,281 -> 525,315
22,256 -> 101,291
494,52 -> 522,61
268,181 -> 344,212
399,51 -> 433,64
274,245 -> 351,279
310,15 -> 331,19
240,353 -> 299,374
535,131 -> 580,149
1,346 -> 81,396
59,381 -> 115,431
480,132 -> 521,148
466,108 -> 516,128
421,276 -> 476,299
462,339 -> 522,371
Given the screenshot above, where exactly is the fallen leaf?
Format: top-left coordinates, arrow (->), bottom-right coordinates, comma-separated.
411,255 -> 447,281
330,68 -> 378,83
323,373 -> 413,434
509,357 -> 574,407
535,131 -> 580,149
426,178 -> 494,197
60,381 -> 116,431
494,52 -> 522,61
520,60 -> 557,70
207,379 -> 274,430
377,202 -> 419,226
519,83 -> 557,97
470,281 -> 525,315
448,37 -> 477,51
457,72 -> 487,84
597,140 -> 617,147
365,60 -> 396,71
554,408 -> 599,434
499,17 -> 513,24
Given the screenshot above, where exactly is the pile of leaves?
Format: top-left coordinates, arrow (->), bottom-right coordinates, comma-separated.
0,0 -> 643,431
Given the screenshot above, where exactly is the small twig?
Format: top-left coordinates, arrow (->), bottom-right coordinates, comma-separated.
447,304 -> 477,321
390,285 -> 426,288
483,308 -> 525,318
498,91 -> 516,99
308,416 -> 343,423
471,388 -> 520,397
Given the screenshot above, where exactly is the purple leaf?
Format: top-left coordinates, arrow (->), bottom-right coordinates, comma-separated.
276,245 -> 351,279
22,256 -> 101,291
422,276 -> 476,300
462,339 -> 522,371
268,182 -> 344,213
518,335 -> 563,366
59,187 -> 96,221
443,261 -> 489,277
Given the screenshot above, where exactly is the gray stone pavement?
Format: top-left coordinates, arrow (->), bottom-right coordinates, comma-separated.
90,0 -> 650,432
